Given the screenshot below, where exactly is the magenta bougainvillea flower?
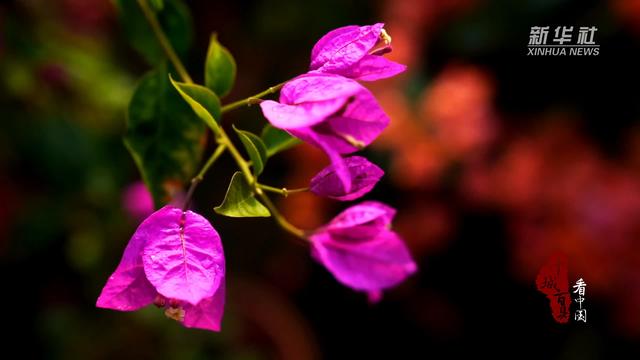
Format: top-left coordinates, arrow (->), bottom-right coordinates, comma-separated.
310,23 -> 406,81
122,181 -> 154,220
310,156 -> 383,201
96,206 -> 225,332
260,73 -> 389,192
309,201 -> 417,297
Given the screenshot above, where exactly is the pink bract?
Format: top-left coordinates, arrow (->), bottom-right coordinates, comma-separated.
96,206 -> 225,332
309,23 -> 406,81
309,201 -> 417,297
310,156 -> 383,201
260,73 -> 389,193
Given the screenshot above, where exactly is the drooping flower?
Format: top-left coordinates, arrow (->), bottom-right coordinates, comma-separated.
260,73 -> 390,192
309,201 -> 417,297
310,23 -> 406,81
97,206 -> 225,332
310,156 -> 383,201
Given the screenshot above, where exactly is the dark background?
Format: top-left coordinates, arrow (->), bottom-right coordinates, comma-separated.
1,0 -> 639,358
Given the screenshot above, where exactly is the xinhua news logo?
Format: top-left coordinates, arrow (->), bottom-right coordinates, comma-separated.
527,26 -> 599,56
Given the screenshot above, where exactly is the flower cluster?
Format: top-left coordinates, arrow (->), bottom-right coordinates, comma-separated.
260,23 -> 415,297
98,24 -> 415,332
261,23 -> 405,195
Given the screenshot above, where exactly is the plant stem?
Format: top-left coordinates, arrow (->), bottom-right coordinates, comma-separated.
219,132 -> 254,184
139,4 -> 305,239
183,144 -> 226,211
221,82 -> 285,113
257,184 -> 309,197
286,187 -> 309,194
197,144 -> 226,180
137,0 -> 193,84
257,192 -> 306,240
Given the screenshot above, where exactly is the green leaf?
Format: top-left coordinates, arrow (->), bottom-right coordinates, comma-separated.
204,34 -> 237,97
169,76 -> 221,133
233,126 -> 268,176
214,172 -> 270,217
149,0 -> 164,11
261,124 -> 301,157
113,0 -> 192,65
124,66 -> 206,208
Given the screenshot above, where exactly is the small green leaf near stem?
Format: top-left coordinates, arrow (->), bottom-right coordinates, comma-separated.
214,172 -> 271,217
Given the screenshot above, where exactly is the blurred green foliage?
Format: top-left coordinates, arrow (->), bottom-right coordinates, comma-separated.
125,66 -> 206,207
113,0 -> 192,65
